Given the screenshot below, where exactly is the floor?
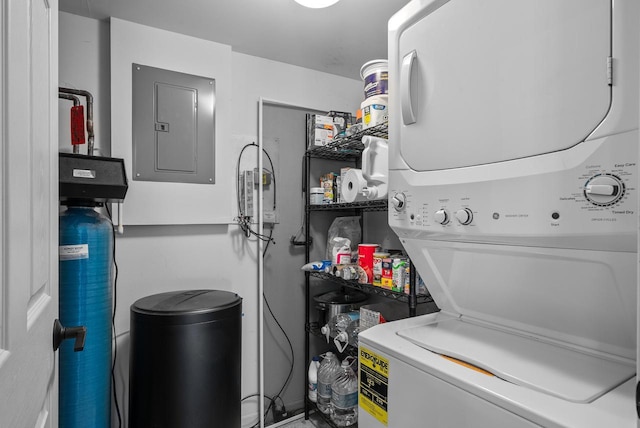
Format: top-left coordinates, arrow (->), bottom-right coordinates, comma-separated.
273,411 -> 333,428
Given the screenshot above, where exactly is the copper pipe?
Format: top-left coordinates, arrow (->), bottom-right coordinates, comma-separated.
59,93 -> 82,154
59,87 -> 94,156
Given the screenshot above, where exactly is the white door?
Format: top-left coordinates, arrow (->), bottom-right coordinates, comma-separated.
0,0 -> 59,427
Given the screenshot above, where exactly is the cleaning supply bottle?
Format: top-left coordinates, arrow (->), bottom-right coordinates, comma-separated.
316,352 -> 341,414
308,356 -> 320,402
330,359 -> 358,426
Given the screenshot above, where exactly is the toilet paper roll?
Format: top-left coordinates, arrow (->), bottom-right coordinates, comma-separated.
341,169 -> 368,203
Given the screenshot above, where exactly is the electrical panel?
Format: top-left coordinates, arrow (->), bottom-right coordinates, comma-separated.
132,63 -> 216,185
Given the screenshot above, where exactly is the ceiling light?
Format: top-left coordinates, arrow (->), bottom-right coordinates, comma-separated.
294,0 -> 341,8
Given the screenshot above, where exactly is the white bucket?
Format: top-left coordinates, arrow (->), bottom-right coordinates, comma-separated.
360,95 -> 388,129
360,59 -> 388,99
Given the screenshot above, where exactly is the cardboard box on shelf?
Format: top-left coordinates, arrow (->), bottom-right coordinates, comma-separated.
320,172 -> 338,203
327,111 -> 353,137
306,112 -> 354,148
360,301 -> 431,331
307,114 -> 335,148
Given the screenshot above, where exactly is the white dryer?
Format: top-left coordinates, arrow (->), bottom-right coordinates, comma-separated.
358,0 -> 639,427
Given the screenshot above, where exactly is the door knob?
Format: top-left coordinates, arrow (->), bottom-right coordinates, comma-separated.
53,319 -> 86,352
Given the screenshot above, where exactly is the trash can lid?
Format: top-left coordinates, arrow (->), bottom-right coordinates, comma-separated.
131,290 -> 242,323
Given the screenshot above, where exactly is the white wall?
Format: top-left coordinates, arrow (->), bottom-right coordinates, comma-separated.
110,18 -> 234,225
58,15 -> 110,155
58,12 -> 362,427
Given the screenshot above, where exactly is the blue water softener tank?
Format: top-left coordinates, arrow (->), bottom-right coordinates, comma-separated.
129,290 -> 242,428
59,205 -> 113,428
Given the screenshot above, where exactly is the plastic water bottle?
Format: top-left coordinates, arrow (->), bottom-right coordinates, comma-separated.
330,359 -> 358,426
317,352 -> 341,414
334,318 -> 360,353
347,318 -> 360,347
308,356 -> 320,402
320,311 -> 360,343
333,264 -> 359,280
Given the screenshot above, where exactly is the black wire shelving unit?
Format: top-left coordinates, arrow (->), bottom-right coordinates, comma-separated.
302,121 -> 431,425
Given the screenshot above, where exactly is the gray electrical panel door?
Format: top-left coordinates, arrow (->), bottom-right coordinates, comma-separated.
132,63 -> 215,184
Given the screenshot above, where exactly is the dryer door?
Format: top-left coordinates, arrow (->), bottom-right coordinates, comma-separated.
397,0 -> 611,171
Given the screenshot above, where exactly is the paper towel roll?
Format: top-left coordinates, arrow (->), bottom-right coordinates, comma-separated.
341,168 -> 368,203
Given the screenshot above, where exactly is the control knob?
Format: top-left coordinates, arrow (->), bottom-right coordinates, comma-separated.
434,209 -> 449,225
584,174 -> 625,207
455,208 -> 473,225
391,193 -> 406,212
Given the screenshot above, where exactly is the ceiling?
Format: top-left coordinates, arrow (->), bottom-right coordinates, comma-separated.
59,0 -> 411,80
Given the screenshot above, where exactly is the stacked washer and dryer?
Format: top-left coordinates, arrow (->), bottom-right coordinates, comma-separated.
358,0 -> 639,427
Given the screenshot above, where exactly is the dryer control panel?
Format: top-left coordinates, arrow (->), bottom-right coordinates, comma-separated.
389,131 -> 637,252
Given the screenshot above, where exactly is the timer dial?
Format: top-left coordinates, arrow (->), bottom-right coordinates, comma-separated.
584,174 -> 625,206
391,193 -> 406,211
434,209 -> 449,225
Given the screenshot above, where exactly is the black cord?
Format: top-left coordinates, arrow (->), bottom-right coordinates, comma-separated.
242,392 -> 275,403
246,226 -> 276,243
241,393 -> 275,428
104,204 -> 122,428
289,154 -> 308,245
263,291 -> 295,421
257,146 -> 295,420
236,143 -> 292,426
235,142 -> 277,245
261,148 -> 277,211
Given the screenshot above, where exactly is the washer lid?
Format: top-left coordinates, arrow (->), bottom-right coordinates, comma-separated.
398,317 -> 635,404
401,237 -> 637,362
396,0 -> 611,171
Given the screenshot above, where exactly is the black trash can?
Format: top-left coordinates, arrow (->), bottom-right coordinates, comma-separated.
129,289 -> 242,428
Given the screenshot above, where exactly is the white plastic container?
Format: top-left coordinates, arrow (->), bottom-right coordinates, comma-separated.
310,187 -> 324,205
360,59 -> 388,99
361,95 -> 388,129
308,356 -> 320,403
360,135 -> 389,200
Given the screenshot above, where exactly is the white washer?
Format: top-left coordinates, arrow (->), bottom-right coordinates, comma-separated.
358,0 -> 639,427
